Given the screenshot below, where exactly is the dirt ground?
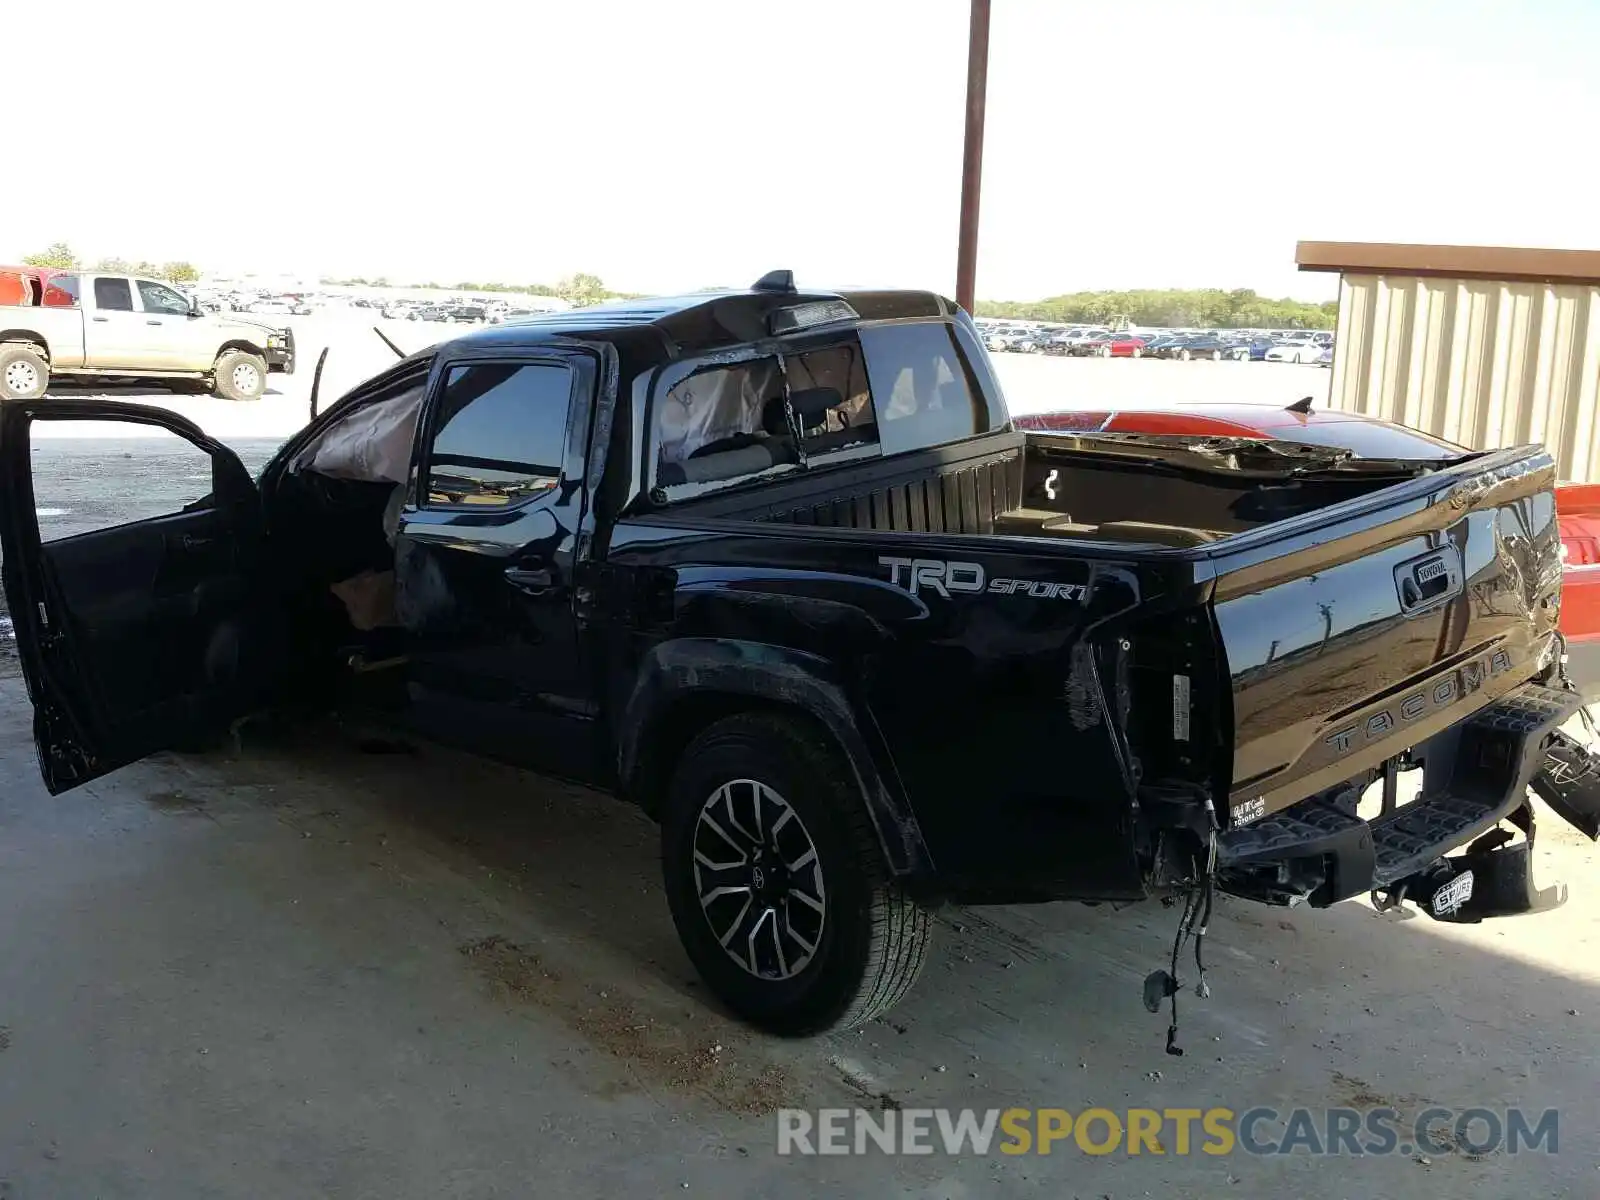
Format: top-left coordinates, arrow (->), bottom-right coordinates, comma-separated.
0,671 -> 1595,1197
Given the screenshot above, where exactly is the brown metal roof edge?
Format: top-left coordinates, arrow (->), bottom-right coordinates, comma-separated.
1296,241 -> 1600,286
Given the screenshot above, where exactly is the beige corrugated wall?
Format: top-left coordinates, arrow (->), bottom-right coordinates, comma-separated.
1328,273 -> 1600,481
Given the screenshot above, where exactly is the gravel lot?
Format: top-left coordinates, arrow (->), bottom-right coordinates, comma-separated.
5,323 -> 1595,1198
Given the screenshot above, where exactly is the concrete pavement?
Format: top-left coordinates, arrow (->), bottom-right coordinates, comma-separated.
0,669 -> 1595,1197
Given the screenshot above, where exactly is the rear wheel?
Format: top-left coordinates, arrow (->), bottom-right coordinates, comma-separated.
0,343 -> 49,400
1178,349 -> 1192,361
211,350 -> 267,401
1098,345 -> 1112,358
661,712 -> 933,1035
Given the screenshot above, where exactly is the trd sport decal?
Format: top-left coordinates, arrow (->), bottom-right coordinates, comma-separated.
880,556 -> 1088,601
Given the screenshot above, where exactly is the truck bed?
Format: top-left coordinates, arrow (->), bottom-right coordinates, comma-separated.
661,428 -> 1563,838
688,428 -> 1428,549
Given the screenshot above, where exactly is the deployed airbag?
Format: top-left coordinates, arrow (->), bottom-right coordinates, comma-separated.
290,386 -> 424,484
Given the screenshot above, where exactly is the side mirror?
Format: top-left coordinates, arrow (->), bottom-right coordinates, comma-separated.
189,298 -> 203,317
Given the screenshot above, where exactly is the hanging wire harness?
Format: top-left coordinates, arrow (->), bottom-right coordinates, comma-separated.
1142,824 -> 1218,1056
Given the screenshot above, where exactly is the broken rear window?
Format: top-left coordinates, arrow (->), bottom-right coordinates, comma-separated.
651,340 -> 880,498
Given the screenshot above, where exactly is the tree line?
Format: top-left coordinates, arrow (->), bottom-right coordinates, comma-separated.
18,241 -> 198,282
975,287 -> 1338,330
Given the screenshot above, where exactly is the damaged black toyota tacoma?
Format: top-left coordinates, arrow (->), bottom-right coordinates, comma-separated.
6,272 -> 1600,1039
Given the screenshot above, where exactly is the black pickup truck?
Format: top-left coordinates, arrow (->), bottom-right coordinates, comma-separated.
5,273 -> 1599,1037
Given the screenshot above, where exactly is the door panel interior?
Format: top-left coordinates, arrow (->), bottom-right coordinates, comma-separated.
41,505 -> 268,753
0,398 -> 277,793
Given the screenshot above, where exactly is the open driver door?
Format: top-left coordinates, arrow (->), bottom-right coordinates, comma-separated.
0,399 -> 281,794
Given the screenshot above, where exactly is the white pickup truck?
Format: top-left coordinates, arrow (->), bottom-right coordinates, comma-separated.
0,268 -> 294,401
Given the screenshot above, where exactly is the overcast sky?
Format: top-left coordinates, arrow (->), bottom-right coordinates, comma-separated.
9,0 -> 1596,301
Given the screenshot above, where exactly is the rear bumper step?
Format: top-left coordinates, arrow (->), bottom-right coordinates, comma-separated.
1217,682 -> 1583,907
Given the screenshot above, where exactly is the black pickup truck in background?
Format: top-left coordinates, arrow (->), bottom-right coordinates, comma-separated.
5,272 -> 1599,1037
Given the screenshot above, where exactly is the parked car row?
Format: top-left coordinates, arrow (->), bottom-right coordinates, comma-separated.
980,320 -> 1334,366
404,302 -> 492,324
359,295 -> 561,323
197,291 -> 513,325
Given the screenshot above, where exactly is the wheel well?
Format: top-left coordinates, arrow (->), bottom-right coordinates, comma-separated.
1,332 -> 49,361
627,691 -> 835,819
216,339 -> 265,363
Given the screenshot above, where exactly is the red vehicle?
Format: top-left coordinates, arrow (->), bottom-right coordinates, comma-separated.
0,265 -> 77,308
1017,397 -> 1600,695
1075,333 -> 1148,359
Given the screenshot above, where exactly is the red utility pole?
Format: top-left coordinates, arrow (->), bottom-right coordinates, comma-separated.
955,0 -> 991,314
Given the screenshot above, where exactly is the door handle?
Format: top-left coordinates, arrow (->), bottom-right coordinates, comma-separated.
1394,546 -> 1462,614
504,565 -> 554,594
146,320 -> 163,326
91,316 -> 109,322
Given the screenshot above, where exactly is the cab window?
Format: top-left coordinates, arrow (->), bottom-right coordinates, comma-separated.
44,274 -> 80,307
137,280 -> 191,316
651,339 -> 879,494
423,362 -> 572,508
784,340 -> 878,460
92,277 -> 134,312
860,323 -> 991,455
655,357 -> 784,477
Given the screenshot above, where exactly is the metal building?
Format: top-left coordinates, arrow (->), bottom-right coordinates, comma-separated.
1297,242 -> 1600,482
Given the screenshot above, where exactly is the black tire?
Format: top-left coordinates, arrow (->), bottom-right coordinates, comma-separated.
661,712 -> 932,1036
0,343 -> 50,400
211,350 -> 267,401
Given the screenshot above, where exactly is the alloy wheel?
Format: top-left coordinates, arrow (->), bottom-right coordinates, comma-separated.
691,779 -> 826,980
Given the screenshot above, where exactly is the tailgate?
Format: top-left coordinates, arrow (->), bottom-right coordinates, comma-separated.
1209,446 -> 1562,822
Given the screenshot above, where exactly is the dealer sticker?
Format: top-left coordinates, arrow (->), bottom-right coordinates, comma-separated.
1431,871 -> 1474,917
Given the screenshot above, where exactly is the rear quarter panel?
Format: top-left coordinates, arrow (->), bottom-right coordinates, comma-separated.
0,305 -> 85,367
602,518 -> 1209,897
